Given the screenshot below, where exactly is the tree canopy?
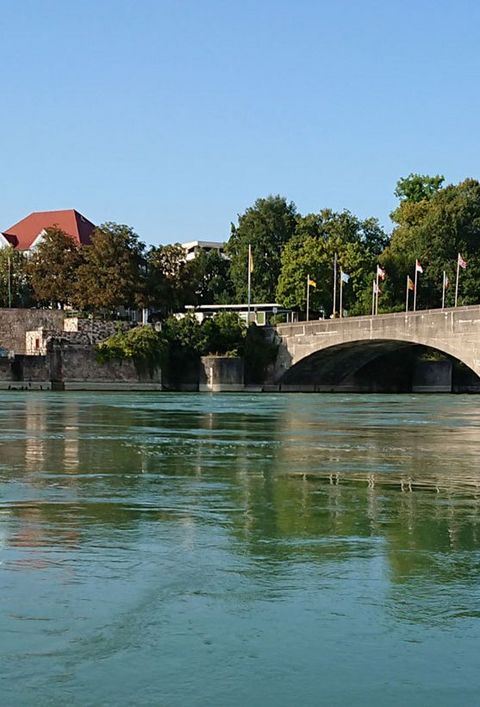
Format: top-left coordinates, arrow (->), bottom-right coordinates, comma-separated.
227,195 -> 297,302
394,173 -> 445,204
4,174 -> 480,319
74,223 -> 146,313
276,210 -> 385,315
381,178 -> 480,310
28,227 -> 82,308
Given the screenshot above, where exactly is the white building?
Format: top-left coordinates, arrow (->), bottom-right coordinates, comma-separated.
181,240 -> 226,261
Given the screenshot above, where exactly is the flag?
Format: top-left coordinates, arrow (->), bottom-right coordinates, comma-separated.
248,245 -> 254,273
407,276 -> 414,291
415,259 -> 423,274
445,274 -> 449,288
373,281 -> 381,295
341,271 -> 350,283
458,253 -> 467,270
377,265 -> 386,280
308,278 -> 316,287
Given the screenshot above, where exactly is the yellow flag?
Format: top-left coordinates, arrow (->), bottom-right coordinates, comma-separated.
308,279 -> 316,288
407,276 -> 414,291
248,245 -> 254,273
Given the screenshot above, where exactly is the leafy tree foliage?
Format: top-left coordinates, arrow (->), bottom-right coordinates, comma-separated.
382,179 -> 480,310
202,311 -> 246,355
96,325 -> 166,376
394,173 -> 445,203
146,244 -> 190,314
28,227 -> 83,308
227,195 -> 297,302
0,248 -> 32,307
276,210 -> 385,315
185,250 -> 234,305
74,223 -> 146,313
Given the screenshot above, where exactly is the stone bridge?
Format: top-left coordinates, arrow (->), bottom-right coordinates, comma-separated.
272,305 -> 480,391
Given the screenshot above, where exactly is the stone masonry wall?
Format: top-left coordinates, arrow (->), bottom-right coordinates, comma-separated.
0,359 -> 13,381
63,318 -> 132,343
0,309 -> 65,354
49,342 -> 161,383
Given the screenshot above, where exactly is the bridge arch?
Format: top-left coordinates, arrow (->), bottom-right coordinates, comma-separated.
273,308 -> 480,391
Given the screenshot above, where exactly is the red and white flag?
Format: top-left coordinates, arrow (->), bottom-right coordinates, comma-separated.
458,253 -> 467,270
377,265 -> 386,280
415,259 -> 424,274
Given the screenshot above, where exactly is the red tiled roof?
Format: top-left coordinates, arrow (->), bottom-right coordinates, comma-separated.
2,209 -> 96,250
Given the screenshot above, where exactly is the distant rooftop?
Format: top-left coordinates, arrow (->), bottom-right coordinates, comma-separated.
1,209 -> 96,250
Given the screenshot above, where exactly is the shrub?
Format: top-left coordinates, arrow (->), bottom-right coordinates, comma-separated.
96,325 -> 166,376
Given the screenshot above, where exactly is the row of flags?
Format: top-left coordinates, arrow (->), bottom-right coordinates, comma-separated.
306,252 -> 468,319
248,243 -> 469,319
375,253 -> 468,313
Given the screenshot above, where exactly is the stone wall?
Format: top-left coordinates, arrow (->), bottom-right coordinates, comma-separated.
199,356 -> 244,392
15,355 -> 51,382
63,318 -> 131,342
0,309 -> 65,354
0,359 -> 13,381
49,341 -> 161,384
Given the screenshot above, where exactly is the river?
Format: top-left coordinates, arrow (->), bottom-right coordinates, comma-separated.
1,392 -> 480,706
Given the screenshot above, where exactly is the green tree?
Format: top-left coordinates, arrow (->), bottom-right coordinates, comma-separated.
276,210 -> 384,316
74,223 -> 146,314
382,178 -> 480,310
202,311 -> 246,355
27,227 -> 82,308
227,196 -> 297,302
185,250 -> 234,306
160,314 -> 206,386
0,248 -> 32,307
394,173 -> 445,203
146,244 -> 193,314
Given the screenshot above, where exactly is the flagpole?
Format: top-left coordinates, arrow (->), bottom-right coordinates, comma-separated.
332,253 -> 337,317
413,264 -> 418,312
247,244 -> 252,322
375,268 -> 379,315
442,271 -> 446,309
339,269 -> 343,318
371,279 -> 375,316
7,253 -> 12,308
454,253 -> 460,307
306,274 -> 310,322
405,275 -> 409,313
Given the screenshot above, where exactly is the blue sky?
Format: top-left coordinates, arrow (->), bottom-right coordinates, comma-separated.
2,0 -> 479,245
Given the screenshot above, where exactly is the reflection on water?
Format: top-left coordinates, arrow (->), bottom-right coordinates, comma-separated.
1,393 -> 480,706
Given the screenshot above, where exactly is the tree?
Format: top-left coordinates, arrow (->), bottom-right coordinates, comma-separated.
276,210 -> 384,316
146,244 -> 189,314
185,250 -> 234,305
227,195 -> 297,302
382,179 -> 480,310
202,311 -> 246,355
0,248 -> 32,307
394,173 -> 445,203
28,227 -> 82,308
74,223 -> 146,314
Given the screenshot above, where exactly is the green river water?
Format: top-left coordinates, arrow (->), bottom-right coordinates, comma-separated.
1,392 -> 480,706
